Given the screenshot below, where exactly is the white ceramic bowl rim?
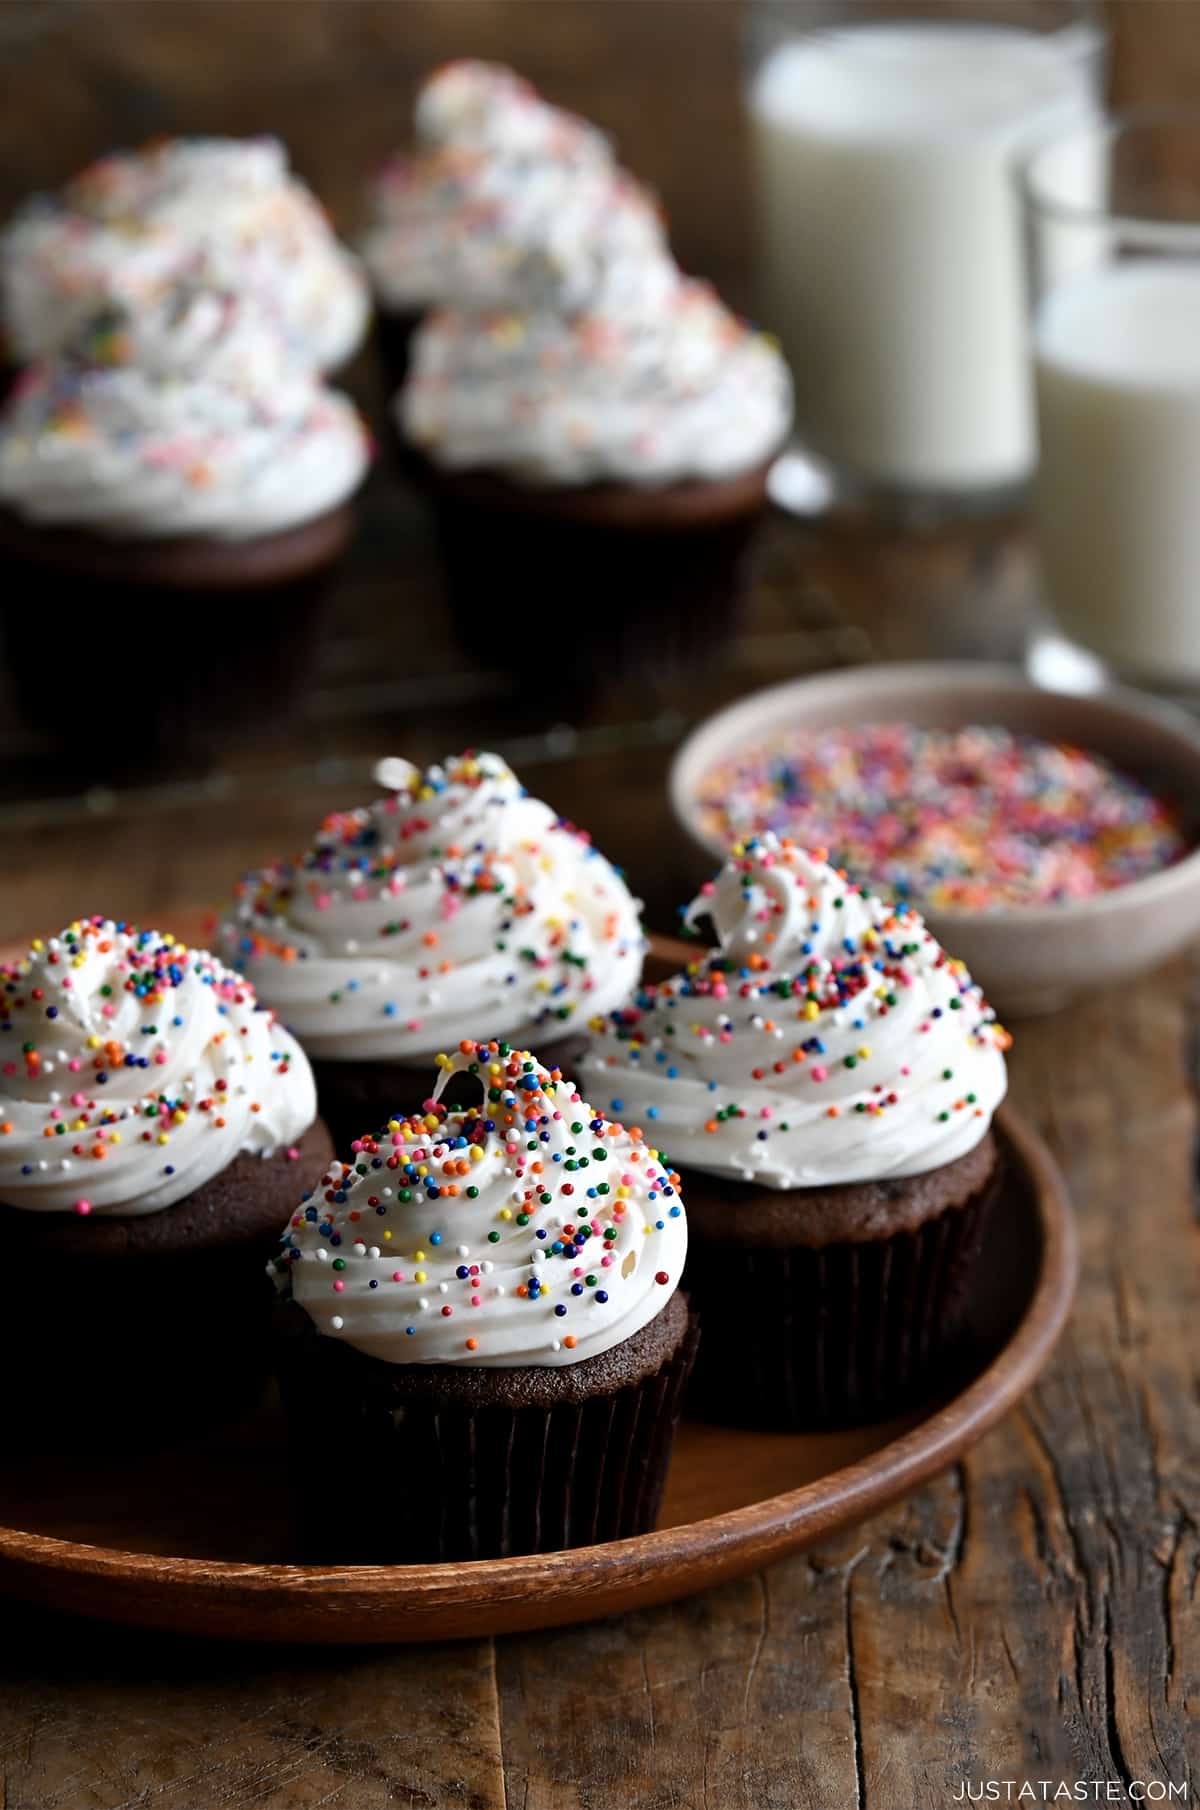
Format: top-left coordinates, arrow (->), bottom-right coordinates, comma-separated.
668,661 -> 1200,933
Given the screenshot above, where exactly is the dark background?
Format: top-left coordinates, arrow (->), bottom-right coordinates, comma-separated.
3,0 -> 1197,934
2,1 -> 1193,342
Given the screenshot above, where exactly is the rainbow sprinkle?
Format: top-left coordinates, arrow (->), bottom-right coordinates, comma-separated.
0,917 -> 286,1211
695,724 -> 1188,911
276,1038 -> 679,1360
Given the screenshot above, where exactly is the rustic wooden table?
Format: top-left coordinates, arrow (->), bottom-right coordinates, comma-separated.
1,4 -> 1198,1804
3,474 -> 1196,1807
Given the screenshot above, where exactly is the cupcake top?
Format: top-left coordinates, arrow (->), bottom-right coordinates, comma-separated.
1,135 -> 368,371
401,256 -> 793,486
362,60 -> 664,314
274,1039 -> 686,1366
220,752 -> 645,1063
0,285 -> 370,539
0,917 -> 317,1217
580,836 -> 1010,1189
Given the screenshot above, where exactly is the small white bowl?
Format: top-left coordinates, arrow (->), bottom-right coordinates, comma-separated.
669,661 -> 1200,1016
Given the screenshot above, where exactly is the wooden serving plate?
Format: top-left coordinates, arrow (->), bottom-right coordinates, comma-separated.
0,922 -> 1076,1644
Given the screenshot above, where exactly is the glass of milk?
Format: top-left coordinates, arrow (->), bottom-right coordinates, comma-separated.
746,0 -> 1104,511
1024,111 -> 1200,694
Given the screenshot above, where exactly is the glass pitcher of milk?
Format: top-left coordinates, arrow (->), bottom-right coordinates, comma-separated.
746,0 -> 1104,508
1024,111 -> 1200,693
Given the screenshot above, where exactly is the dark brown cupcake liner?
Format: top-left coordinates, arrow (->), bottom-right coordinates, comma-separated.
0,1120 -> 334,1453
419,486 -> 764,703
683,1177 -> 999,1431
3,1246 -> 276,1453
311,1032 -> 587,1150
385,438 -> 772,710
0,504 -> 355,770
274,1298 -> 699,1563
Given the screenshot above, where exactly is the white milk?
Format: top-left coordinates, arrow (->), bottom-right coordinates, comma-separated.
1035,262 -> 1200,686
749,23 -> 1097,491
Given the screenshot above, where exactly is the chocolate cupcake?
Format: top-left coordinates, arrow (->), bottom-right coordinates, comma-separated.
219,751 -> 645,1149
374,63 -> 790,700
0,285 -> 370,764
361,60 -> 664,390
581,837 -> 1010,1429
273,1040 -> 695,1562
0,917 -> 333,1447
398,253 -> 792,695
1,135 -> 368,373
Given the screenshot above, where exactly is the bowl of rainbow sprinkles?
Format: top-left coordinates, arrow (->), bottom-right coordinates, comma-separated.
670,662 -> 1200,1015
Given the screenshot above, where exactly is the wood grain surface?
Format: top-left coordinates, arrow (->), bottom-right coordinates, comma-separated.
1,1 -> 1198,1804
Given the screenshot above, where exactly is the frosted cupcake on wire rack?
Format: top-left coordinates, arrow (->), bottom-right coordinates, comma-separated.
272,1039 -> 695,1562
361,59 -> 665,387
0,283 -> 370,762
0,135 -> 368,374
0,916 -> 332,1446
398,248 -> 792,689
581,834 -> 1010,1429
219,751 -> 645,1147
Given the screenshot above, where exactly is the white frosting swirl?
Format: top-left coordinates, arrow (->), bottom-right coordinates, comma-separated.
0,917 -> 317,1216
0,286 -> 370,539
220,752 -> 645,1062
400,255 -> 792,486
1,136 -> 368,371
275,1041 -> 686,1366
580,837 -> 1009,1187
362,60 -> 665,313
415,61 -> 580,153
